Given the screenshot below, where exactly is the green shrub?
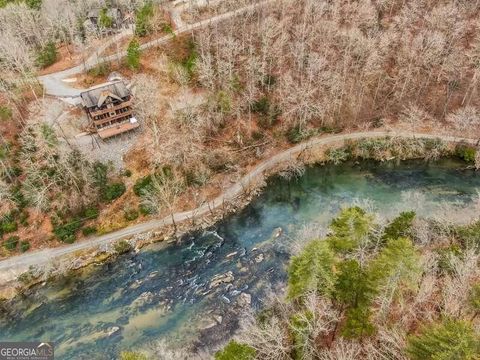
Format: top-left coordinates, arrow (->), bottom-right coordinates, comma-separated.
382,211 -> 416,242
11,185 -> 27,209
123,169 -> 132,177
114,240 -> 132,254
455,144 -> 476,163
162,23 -> 173,34
135,2 -> 154,37
320,126 -> 341,134
3,236 -> 19,250
1,212 -> 18,235
407,319 -> 480,360
134,175 -> 154,196
20,241 -> 30,252
99,8 -> 113,28
83,207 -> 99,219
290,312 -> 313,360
456,220 -> 480,247
19,211 -> 29,226
230,74 -> 242,93
286,126 -> 315,144
1,220 -> 17,234
88,62 -> 111,77
120,352 -> 148,360
251,130 -> 264,141
5,166 -> 22,179
91,162 -> 108,189
468,283 -> 480,316
82,226 -> 97,236
436,244 -> 462,274
124,208 -> 139,221
103,182 -> 126,202
53,219 -> 82,243
36,41 -> 58,68
139,204 -> 154,215
325,147 -> 350,164
349,138 -> 445,161
40,123 -> 57,146
17,271 -> 36,285
91,162 -> 125,202
251,97 -> 269,114
214,341 -> 255,360
183,168 -> 210,187
251,96 -> 281,129
25,0 -> 42,10
261,74 -> 276,89
180,39 -> 197,78
126,38 -> 141,70
0,106 -> 12,121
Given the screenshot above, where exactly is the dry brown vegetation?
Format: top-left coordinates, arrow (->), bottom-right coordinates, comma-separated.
191,0 -> 480,135
0,0 -> 153,75
1,0 -> 480,257
117,0 -> 480,240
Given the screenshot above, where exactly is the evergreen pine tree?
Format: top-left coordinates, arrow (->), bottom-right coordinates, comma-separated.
126,38 -> 141,70
407,319 -> 479,360
288,239 -> 336,300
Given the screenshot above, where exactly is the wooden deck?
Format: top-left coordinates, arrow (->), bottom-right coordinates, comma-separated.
97,121 -> 139,139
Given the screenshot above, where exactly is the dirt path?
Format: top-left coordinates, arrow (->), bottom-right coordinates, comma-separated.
0,130 -> 477,275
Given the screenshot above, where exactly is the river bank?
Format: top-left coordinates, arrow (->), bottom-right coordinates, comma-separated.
1,154 -> 479,358
0,133 -> 477,301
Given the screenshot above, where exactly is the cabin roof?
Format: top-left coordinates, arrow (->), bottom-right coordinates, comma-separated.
80,81 -> 130,108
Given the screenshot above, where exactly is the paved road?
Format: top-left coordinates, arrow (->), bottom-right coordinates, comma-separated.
38,0 -> 273,97
38,28 -> 134,98
0,130 -> 476,273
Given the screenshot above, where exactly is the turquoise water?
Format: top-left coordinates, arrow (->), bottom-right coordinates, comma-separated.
1,159 -> 479,359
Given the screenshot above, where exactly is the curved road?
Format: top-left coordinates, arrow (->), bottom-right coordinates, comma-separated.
0,130 -> 476,273
37,28 -> 134,98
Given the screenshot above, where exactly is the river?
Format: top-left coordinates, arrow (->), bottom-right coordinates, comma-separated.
1,158 -> 479,359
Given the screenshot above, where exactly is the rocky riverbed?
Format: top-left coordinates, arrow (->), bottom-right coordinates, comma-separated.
2,159 -> 480,358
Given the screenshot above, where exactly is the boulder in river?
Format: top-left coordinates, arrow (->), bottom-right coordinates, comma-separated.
199,319 -> 217,330
221,295 -> 231,304
272,227 -> 283,238
209,271 -> 234,289
132,291 -> 155,307
106,326 -> 120,337
237,292 -> 252,307
226,251 -> 238,258
147,271 -> 159,279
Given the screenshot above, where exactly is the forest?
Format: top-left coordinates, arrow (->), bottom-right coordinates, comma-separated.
0,0 -> 480,357
214,207 -> 480,360
1,0 -> 479,255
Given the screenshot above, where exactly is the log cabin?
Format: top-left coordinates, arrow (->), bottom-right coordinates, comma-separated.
80,81 -> 139,139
